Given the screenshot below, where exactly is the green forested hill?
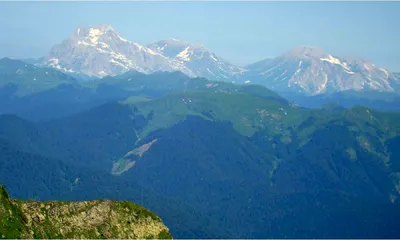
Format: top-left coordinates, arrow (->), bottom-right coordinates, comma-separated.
1,61 -> 400,238
1,87 -> 400,238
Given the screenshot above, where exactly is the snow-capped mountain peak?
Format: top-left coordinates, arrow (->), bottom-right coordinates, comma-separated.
71,25 -> 127,47
43,26 -> 194,77
148,38 -> 206,58
239,46 -> 397,95
284,45 -> 327,59
42,26 -> 242,79
147,39 -> 244,80
74,25 -> 114,37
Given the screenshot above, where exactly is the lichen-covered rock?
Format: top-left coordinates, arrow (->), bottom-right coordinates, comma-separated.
0,185 -> 172,239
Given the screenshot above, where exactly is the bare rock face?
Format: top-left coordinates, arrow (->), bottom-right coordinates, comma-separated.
0,185 -> 172,239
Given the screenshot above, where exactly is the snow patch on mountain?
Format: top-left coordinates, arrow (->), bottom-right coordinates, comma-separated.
320,55 -> 354,74
380,68 -> 389,77
315,73 -> 328,94
47,58 -> 74,73
176,47 -> 191,62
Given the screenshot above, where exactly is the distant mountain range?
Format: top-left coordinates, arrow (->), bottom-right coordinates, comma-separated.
15,24 -> 400,96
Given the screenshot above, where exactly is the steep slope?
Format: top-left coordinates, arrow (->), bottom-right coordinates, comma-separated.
238,46 -> 398,95
43,25 -> 194,77
0,185 -> 171,239
148,39 -> 244,81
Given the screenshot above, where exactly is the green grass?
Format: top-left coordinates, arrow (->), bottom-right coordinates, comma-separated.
158,230 -> 173,239
0,187 -> 27,239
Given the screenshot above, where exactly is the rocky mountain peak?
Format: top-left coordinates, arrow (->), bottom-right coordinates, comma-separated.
67,25 -> 128,49
148,39 -> 208,58
147,38 -> 243,80
239,45 -> 397,95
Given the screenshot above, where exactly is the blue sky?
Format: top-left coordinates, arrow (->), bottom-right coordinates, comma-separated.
0,1 -> 399,71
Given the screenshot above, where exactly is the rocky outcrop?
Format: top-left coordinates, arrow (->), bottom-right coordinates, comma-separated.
0,185 -> 172,239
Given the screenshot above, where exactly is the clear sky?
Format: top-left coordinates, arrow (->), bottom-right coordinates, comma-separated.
0,1 -> 399,71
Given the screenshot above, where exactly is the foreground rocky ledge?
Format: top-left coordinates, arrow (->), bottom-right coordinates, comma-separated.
0,185 -> 172,239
